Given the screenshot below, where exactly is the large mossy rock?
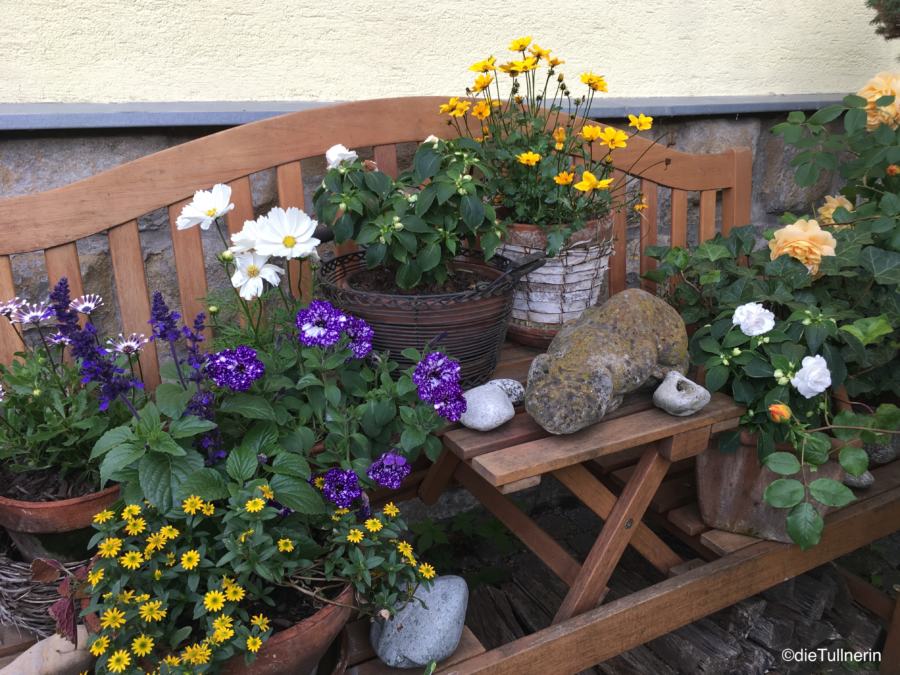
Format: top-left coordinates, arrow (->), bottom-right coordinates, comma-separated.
525,288 -> 689,434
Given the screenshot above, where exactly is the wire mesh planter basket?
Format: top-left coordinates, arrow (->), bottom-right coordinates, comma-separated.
317,250 -> 545,387
499,218 -> 613,348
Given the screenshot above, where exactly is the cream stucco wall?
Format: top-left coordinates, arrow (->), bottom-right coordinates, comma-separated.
0,0 -> 896,104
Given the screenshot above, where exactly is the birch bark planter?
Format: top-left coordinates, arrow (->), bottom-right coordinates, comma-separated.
696,431 -> 846,543
221,585 -> 354,675
0,485 -> 119,562
498,219 -> 612,348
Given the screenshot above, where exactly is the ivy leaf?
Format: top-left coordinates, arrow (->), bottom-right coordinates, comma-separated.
808,478 -> 856,507
763,451 -> 801,476
786,502 -> 823,550
764,478 -> 805,508
860,246 -> 900,285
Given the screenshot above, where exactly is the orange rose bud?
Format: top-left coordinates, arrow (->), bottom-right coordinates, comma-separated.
768,403 -> 792,423
887,164 -> 900,176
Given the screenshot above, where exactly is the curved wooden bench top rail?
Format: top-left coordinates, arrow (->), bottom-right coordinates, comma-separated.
0,96 -> 750,255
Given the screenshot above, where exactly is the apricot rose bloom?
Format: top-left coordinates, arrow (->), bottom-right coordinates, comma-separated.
816,195 -> 854,227
857,72 -> 900,131
768,219 -> 836,275
768,403 -> 792,424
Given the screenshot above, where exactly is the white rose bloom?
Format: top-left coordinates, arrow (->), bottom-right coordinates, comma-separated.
732,302 -> 775,337
176,183 -> 235,230
254,207 -> 320,259
229,217 -> 265,254
230,252 -> 284,301
790,355 -> 832,399
325,144 -> 358,169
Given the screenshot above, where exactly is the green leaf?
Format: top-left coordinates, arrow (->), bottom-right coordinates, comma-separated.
269,475 -> 325,514
802,432 -> 832,466
860,246 -> 900,285
844,107 -> 867,134
839,315 -> 894,346
743,355 -> 775,378
807,105 -> 844,125
460,194 -> 485,228
219,394 -> 277,421
177,468 -> 230,501
417,243 -> 442,272
363,171 -> 392,198
787,110 -> 806,123
808,478 -> 856,507
148,432 -> 187,456
786,502 -> 823,549
154,383 -> 195,419
281,426 -> 316,453
694,242 -> 732,262
365,242 -> 387,267
842,94 -> 867,108
90,426 -> 135,459
395,261 -> 422,289
413,145 -> 442,183
168,415 -> 217,439
99,443 -> 145,486
138,453 -> 175,511
764,478 -> 805,508
838,445 -> 868,477
704,365 -> 729,392
226,443 -> 258,482
763,451 -> 801,476
272,452 -> 311,479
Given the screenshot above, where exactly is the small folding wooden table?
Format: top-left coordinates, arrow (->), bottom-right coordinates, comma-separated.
418,392 -> 744,623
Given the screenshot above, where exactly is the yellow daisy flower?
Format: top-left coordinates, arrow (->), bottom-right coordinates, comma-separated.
529,43 -> 551,61
89,635 -> 109,656
573,171 -> 614,193
145,531 -> 166,552
383,502 -> 400,518
277,538 -> 294,553
581,71 -> 608,92
203,589 -> 226,612
92,509 -> 114,525
97,537 -> 122,559
314,476 -> 326,489
132,634 -> 154,657
397,540 -> 413,557
163,654 -> 181,666
245,498 -> 265,513
508,35 -> 532,51
213,614 -> 233,632
224,583 -> 246,602
124,517 -> 146,536
580,124 -> 604,142
628,113 -> 653,131
121,504 -> 141,520
516,151 -> 541,167
139,600 -> 167,622
201,502 -> 215,516
117,589 -> 135,604
246,635 -> 263,653
552,126 -> 567,150
181,495 -> 204,515
119,550 -> 144,570
364,518 -> 383,533
100,607 -> 126,630
347,529 -> 364,544
419,562 -> 437,580
87,568 -> 104,587
554,171 -> 575,186
160,525 -> 180,540
180,549 -> 200,570
251,614 -> 270,631
597,127 -> 628,150
331,508 -> 350,521
258,484 -> 275,500
182,642 -> 212,665
469,56 -> 497,73
471,73 -> 494,94
106,649 -> 131,673
471,100 -> 491,121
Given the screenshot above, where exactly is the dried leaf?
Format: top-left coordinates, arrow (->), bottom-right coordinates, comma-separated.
30,558 -> 64,584
48,597 -> 77,645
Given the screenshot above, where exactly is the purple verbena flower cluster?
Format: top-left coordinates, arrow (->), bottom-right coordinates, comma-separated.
322,468 -> 362,508
412,351 -> 467,422
205,345 -> 265,392
366,450 -> 412,490
295,300 -> 373,358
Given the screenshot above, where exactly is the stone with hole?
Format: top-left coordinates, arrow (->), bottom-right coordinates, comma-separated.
653,371 -> 711,417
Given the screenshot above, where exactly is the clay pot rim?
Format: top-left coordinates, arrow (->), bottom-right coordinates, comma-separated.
0,484 -> 120,534
0,483 -> 119,511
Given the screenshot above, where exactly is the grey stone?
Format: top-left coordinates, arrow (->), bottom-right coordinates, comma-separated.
459,383 -> 515,431
865,441 -> 897,466
843,470 -> 875,490
487,378 -> 525,405
525,288 -> 689,435
370,575 -> 468,669
653,371 -> 711,417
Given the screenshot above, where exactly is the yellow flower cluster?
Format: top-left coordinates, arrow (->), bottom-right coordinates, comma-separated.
182,494 -> 215,516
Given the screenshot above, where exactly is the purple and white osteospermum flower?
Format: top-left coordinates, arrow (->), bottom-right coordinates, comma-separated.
295,300 -> 346,349
0,298 -> 24,319
109,333 -> 148,355
11,301 -> 54,325
47,331 -> 71,346
70,293 -> 104,315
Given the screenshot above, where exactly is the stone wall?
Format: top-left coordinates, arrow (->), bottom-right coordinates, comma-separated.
0,113 -> 840,332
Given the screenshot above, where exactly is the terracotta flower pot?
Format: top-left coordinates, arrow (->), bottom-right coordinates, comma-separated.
221,585 -> 354,675
317,250 -> 544,387
498,218 -> 612,348
0,485 -> 119,562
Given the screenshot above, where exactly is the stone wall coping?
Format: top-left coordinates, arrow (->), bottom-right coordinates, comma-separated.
0,95 -> 845,131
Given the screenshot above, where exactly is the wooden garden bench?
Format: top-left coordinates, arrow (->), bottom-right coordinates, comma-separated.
1,96 -> 896,673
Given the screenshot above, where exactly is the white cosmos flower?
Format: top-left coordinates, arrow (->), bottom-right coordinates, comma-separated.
325,144 -> 358,170
230,252 -> 284,301
732,302 -> 775,337
254,207 -> 320,259
790,355 -> 832,399
176,184 -> 235,230
229,217 -> 265,254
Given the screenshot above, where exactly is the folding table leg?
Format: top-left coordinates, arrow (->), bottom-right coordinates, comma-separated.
882,592 -> 900,675
553,445 -> 671,623
553,464 -> 683,575
418,448 -> 461,505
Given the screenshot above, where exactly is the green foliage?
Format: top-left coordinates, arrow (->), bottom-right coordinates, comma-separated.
313,138 -> 502,290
